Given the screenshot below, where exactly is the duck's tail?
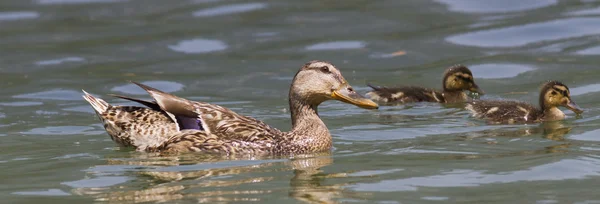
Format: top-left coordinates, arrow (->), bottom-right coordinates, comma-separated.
81,90 -> 110,113
82,90 -> 110,114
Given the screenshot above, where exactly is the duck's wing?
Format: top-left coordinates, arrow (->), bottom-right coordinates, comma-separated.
148,129 -> 275,155
131,82 -> 283,141
109,94 -> 161,110
108,93 -> 202,131
466,100 -> 542,124
82,90 -> 179,151
366,84 -> 444,104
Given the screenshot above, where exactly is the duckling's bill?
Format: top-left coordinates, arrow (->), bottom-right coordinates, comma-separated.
470,83 -> 485,95
331,85 -> 378,109
566,100 -> 583,114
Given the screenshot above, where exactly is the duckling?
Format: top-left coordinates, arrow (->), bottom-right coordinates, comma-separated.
466,81 -> 583,124
82,60 -> 378,155
366,65 -> 484,104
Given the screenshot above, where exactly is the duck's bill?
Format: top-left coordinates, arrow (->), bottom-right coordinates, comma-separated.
470,83 -> 485,95
566,101 -> 583,114
332,87 -> 379,109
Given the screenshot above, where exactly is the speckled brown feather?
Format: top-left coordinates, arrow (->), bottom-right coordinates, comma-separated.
466,100 -> 543,124
132,81 -> 284,142
366,85 -> 445,103
82,91 -> 179,150
82,61 -> 372,155
466,81 -> 582,124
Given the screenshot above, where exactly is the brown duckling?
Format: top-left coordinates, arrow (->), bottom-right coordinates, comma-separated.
466,81 -> 583,124
366,65 -> 484,104
82,61 -> 378,155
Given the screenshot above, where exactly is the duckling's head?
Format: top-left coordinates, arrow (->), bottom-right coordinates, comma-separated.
442,65 -> 484,95
290,60 -> 378,109
540,81 -> 583,114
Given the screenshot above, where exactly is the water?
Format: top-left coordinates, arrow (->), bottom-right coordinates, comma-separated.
2,0 -> 600,203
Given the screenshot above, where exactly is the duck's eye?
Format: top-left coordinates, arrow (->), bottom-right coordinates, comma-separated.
551,91 -> 557,95
320,66 -> 330,73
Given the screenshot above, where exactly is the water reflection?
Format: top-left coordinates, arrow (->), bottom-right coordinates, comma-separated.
70,153 -> 364,203
461,121 -> 573,141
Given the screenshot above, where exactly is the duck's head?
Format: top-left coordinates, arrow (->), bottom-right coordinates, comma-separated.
540,81 -> 583,114
442,65 -> 484,95
290,60 -> 378,109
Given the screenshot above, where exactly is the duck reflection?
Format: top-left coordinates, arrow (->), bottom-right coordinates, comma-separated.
460,121 -> 573,141
70,152 -> 365,203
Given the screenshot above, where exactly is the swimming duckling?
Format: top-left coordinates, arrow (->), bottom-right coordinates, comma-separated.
466,81 -> 583,124
366,65 -> 484,104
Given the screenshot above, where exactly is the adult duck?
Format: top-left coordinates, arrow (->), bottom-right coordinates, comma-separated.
82,61 -> 378,155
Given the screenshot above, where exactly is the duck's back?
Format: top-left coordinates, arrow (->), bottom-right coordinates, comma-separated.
366,85 -> 444,104
466,100 -> 542,124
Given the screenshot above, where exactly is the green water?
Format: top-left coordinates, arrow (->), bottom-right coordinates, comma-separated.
2,0 -> 600,203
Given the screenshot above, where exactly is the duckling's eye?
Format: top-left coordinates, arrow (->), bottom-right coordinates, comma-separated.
551,91 -> 557,95
320,66 -> 330,73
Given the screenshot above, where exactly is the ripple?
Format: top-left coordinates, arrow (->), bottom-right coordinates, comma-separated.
37,0 -> 124,4
0,11 -> 39,21
35,57 -> 85,66
21,126 -> 94,135
422,197 -> 449,201
570,84 -> 600,96
168,39 -> 227,54
111,81 -> 184,95
576,46 -> 600,55
12,189 -> 70,196
13,89 -> 82,101
62,176 -> 130,188
351,158 -> 600,192
385,148 -> 478,155
0,101 -> 43,107
305,41 -> 366,51
570,128 -> 600,141
340,125 -> 491,141
53,153 -> 100,160
568,6 -> 600,16
447,17 -> 600,48
470,64 -> 535,79
435,0 -> 557,13
348,169 -> 404,177
63,105 -> 96,114
193,3 -> 267,17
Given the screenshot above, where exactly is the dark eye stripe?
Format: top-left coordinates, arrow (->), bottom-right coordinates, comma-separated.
456,75 -> 473,82
552,88 -> 568,96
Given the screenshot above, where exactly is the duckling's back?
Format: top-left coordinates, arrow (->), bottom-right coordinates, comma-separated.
466,100 -> 543,124
366,85 -> 444,104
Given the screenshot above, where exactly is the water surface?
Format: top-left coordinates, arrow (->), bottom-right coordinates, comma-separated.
2,0 -> 600,203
